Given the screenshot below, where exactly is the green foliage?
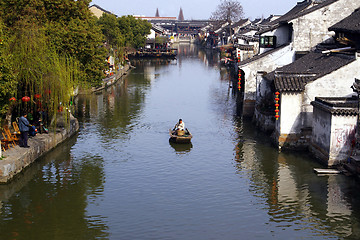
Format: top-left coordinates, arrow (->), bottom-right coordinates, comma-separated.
96,14 -> 151,73
117,15 -> 151,48
155,36 -> 167,45
42,0 -> 92,22
46,17 -> 107,86
0,18 -> 17,116
0,0 -> 153,123
9,19 -> 79,125
97,13 -> 124,47
97,14 -> 151,49
1,0 -> 107,87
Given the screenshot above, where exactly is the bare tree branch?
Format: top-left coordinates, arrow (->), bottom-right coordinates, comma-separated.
210,0 -> 244,23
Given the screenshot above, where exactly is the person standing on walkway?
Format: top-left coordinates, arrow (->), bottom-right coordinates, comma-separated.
18,113 -> 30,148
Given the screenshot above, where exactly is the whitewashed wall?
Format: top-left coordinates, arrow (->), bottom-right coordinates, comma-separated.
148,29 -> 156,39
291,0 -> 360,52
259,25 -> 292,54
240,44 -> 295,116
240,0 -> 360,117
329,115 -> 356,165
303,59 -> 360,124
253,73 -> 276,132
312,106 -> 332,155
279,93 -> 303,135
312,104 -> 357,166
276,58 -> 360,149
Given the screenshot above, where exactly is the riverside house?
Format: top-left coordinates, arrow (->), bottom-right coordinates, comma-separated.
310,9 -> 360,166
257,8 -> 360,157
237,0 -> 360,117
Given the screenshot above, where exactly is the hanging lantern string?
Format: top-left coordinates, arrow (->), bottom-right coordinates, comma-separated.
238,70 -> 241,90
275,92 -> 280,120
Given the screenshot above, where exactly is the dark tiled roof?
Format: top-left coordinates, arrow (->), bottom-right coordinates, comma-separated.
292,0 -> 338,21
271,0 -> 313,24
252,18 -> 262,24
259,15 -> 281,25
257,0 -> 312,34
231,19 -> 249,28
259,0 -> 337,34
235,34 -> 259,42
152,24 -> 166,33
236,44 -> 254,51
329,9 -> 360,34
311,96 -> 358,116
272,51 -> 356,92
238,43 -> 290,66
274,74 -> 315,92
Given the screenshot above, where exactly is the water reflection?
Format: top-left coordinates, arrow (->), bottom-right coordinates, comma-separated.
2,44 -> 360,239
0,135 -> 109,239
233,119 -> 360,238
169,142 -> 193,154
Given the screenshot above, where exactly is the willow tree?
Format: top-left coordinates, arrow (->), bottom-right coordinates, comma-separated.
1,0 -> 107,87
9,19 -> 79,127
0,18 -> 17,123
43,0 -> 107,87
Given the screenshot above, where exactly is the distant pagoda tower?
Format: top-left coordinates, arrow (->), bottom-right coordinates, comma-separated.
178,7 -> 184,21
155,8 -> 160,17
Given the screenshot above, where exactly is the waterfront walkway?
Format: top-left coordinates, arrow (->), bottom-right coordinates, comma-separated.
0,115 -> 79,183
0,64 -> 132,184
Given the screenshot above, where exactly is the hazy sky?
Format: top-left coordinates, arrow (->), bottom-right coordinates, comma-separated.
90,0 -> 301,20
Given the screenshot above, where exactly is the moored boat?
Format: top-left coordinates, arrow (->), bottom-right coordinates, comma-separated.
169,128 -> 192,143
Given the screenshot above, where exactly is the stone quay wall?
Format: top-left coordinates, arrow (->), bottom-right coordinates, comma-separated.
0,115 -> 79,183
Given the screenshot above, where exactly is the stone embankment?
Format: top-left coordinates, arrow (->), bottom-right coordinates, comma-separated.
93,63 -> 133,92
0,114 -> 79,183
0,63 -> 133,183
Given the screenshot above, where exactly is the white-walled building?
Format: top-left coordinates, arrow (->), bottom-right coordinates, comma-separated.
271,50 -> 360,150
238,0 -> 360,117
252,8 -> 360,155
311,97 -> 357,166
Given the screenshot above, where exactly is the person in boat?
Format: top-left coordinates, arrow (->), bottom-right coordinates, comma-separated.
173,119 -> 185,134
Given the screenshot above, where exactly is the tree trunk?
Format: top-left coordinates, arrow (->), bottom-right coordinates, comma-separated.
4,105 -> 13,129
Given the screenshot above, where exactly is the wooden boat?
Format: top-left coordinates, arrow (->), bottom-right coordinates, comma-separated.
169,128 -> 192,143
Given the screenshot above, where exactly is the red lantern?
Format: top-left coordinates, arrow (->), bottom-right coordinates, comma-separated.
275,92 -> 280,120
34,94 -> 41,99
22,96 -> 30,102
9,97 -> 16,101
238,70 -> 242,91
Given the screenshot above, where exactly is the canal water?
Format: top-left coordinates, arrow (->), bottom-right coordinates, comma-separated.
1,45 -> 360,240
